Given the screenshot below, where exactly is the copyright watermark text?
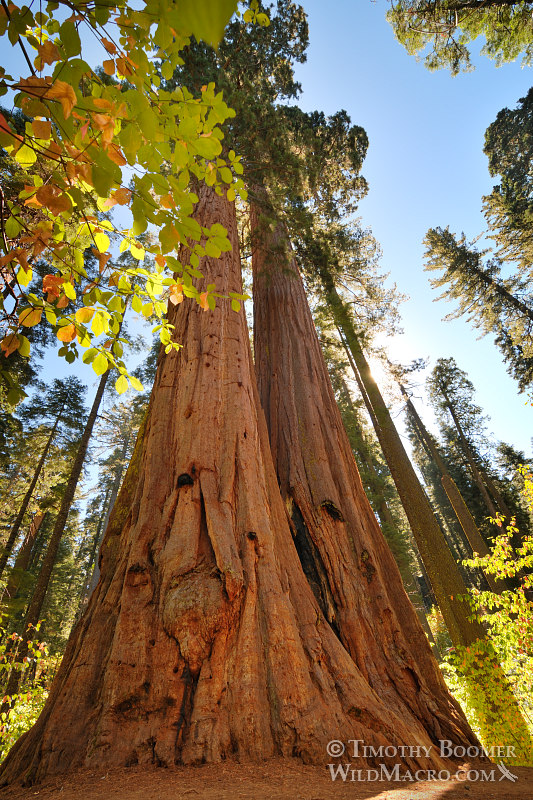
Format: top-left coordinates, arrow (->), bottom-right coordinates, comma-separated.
326,740 -> 519,783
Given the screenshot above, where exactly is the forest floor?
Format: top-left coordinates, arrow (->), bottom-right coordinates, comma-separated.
0,759 -> 532,800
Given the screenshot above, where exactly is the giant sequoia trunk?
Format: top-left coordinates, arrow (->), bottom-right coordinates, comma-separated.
250,194 -> 475,740
0,185 -> 478,785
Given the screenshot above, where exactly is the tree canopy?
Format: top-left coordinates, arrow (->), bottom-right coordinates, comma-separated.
0,0 -> 249,403
387,0 -> 533,74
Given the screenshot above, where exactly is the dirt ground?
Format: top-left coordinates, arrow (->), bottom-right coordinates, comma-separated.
0,759 -> 532,800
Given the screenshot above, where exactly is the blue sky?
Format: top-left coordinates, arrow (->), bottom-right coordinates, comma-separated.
293,0 -> 532,457
4,1 -> 531,462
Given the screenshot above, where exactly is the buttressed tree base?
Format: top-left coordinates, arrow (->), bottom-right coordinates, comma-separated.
0,185 -> 478,786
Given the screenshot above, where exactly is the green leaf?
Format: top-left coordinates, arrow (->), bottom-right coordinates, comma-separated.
17,335 -> 30,357
115,374 -> 128,394
195,136 -> 222,159
59,20 -> 82,57
219,167 -> 233,183
177,0 -> 238,47
82,347 -> 98,364
5,215 -> 22,238
92,352 -> 109,376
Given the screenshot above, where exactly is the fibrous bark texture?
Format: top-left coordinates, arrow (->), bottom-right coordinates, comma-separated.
250,196 -> 476,752
1,186 -> 476,786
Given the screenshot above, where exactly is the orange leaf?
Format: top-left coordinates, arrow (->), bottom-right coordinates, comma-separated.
92,113 -> 115,145
102,37 -> 117,54
56,294 -> 69,308
160,194 -> 175,209
14,76 -> 52,97
31,119 -> 51,139
0,113 -> 20,144
198,292 -> 209,311
155,254 -> 166,269
0,251 -> 16,268
46,80 -> 77,119
91,247 -> 112,273
102,59 -> 115,76
56,324 -> 76,342
40,141 -> 62,161
93,98 -> 114,111
35,185 -> 72,216
107,145 -> 126,166
113,187 -> 131,205
43,274 -> 63,298
0,334 -> 19,357
34,40 -> 61,69
169,284 -> 184,305
115,57 -> 133,77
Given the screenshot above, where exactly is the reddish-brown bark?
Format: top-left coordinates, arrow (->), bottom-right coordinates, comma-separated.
250,195 -> 476,749
1,185 -> 477,786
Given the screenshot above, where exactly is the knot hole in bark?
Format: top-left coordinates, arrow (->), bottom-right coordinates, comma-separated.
319,500 -> 344,521
177,473 -> 194,488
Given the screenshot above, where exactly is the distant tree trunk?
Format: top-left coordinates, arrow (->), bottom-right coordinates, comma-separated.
76,488 -> 112,611
318,269 -> 486,649
318,264 -> 533,755
1,511 -> 46,607
0,184 -> 478,785
251,194 -> 443,667
0,412 -> 63,580
1,370 -> 110,702
400,387 -> 506,595
83,431 -> 132,606
439,390 -> 501,519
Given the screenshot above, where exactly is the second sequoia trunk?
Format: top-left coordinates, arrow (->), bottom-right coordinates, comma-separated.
1,184 -> 477,786
250,193 -> 473,740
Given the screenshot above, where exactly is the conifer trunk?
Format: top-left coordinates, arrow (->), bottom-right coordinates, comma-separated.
439,390 -> 501,519
0,185 -> 479,786
1,511 -> 46,607
401,388 -> 506,594
251,197 -> 446,667
84,431 -> 132,603
1,370 -> 110,703
0,414 -> 62,580
317,267 -> 487,650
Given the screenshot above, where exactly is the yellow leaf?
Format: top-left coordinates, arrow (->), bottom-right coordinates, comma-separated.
46,80 -> 77,119
94,231 -> 110,253
56,324 -> 76,342
75,307 -> 94,324
130,242 -> 145,260
18,307 -> 43,327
